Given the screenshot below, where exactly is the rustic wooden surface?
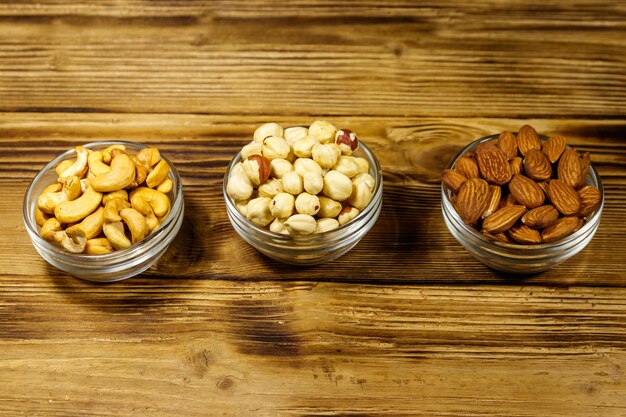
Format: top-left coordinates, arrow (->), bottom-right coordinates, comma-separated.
1,1 -> 626,416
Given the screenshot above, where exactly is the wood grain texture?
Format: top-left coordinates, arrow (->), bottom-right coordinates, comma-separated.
1,1 -> 626,416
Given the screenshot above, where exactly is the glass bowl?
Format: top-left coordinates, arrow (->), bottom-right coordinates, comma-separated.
223,141 -> 383,265
22,141 -> 185,282
441,134 -> 604,274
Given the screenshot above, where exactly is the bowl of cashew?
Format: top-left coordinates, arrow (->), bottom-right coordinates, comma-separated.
22,141 -> 184,282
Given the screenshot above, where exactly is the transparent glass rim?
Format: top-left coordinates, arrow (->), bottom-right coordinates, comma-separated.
22,140 -> 184,262
440,133 -> 605,251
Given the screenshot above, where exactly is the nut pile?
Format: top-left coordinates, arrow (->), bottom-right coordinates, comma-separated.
227,121 -> 375,236
36,144 -> 173,254
442,125 -> 601,244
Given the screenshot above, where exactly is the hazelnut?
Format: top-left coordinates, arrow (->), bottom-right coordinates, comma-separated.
317,196 -> 342,218
236,200 -> 248,217
354,157 -> 370,174
315,218 -> 340,234
335,129 -> 359,155
227,172 -> 253,202
246,197 -> 274,227
254,122 -> 283,143
353,172 -> 376,192
269,217 -> 289,234
293,136 -> 319,158
312,143 -> 341,169
262,136 -> 290,161
282,171 -> 303,195
231,161 -> 247,178
338,206 -> 360,226
270,192 -> 295,219
332,156 -> 360,178
283,126 -> 308,147
269,158 -> 294,179
309,120 -> 337,144
293,158 -> 323,176
322,171 -> 352,201
258,178 -> 284,198
241,142 -> 263,160
284,214 -> 316,236
303,171 -> 323,195
242,155 -> 271,186
347,180 -> 374,211
295,192 -> 320,216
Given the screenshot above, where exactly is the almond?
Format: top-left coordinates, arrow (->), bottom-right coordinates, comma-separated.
543,135 -> 566,163
577,185 -> 601,217
548,179 -> 581,216
537,180 -> 550,196
455,156 -> 480,179
517,125 -> 541,156
441,169 -> 467,194
482,229 -> 514,244
523,149 -> 552,181
483,205 -> 527,233
579,152 -> 591,187
521,205 -> 559,229
507,223 -> 542,244
558,148 -> 582,188
498,193 -> 517,210
476,142 -> 512,185
509,157 -> 523,176
482,185 -> 502,219
456,178 -> 490,225
541,216 -> 584,243
497,131 -> 518,160
509,174 -> 545,208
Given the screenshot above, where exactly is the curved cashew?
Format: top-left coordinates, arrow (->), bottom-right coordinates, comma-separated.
136,147 -> 161,167
58,146 -> 89,182
130,187 -> 170,217
104,197 -> 131,223
65,206 -> 104,239
87,150 -> 111,177
146,160 -> 170,188
102,190 -> 128,206
54,187 -> 103,223
126,162 -> 148,189
55,159 -> 74,178
101,144 -> 126,164
103,221 -> 131,250
40,218 -> 86,253
85,237 -> 114,255
35,206 -> 50,226
120,208 -> 149,243
156,178 -> 173,193
37,175 -> 82,214
90,152 -> 136,192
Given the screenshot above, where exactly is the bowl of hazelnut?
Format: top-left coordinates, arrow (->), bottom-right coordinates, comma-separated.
441,125 -> 604,273
223,121 -> 383,265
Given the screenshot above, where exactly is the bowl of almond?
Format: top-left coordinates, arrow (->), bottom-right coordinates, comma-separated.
441,125 -> 603,273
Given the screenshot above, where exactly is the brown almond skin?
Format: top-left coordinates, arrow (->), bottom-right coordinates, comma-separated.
548,179 -> 581,216
483,205 -> 527,234
455,156 -> 480,179
577,185 -> 601,217
482,229 -> 514,244
497,131 -> 518,160
579,152 -> 591,187
521,205 -> 559,229
509,157 -> 523,176
456,178 -> 491,225
523,149 -> 552,181
543,135 -> 566,163
441,169 -> 467,194
507,223 -> 542,244
476,142 -> 512,185
558,148 -> 583,188
482,185 -> 502,219
509,174 -> 545,208
517,125 -> 542,156
498,193 -> 517,210
541,216 -> 584,243
537,180 -> 550,196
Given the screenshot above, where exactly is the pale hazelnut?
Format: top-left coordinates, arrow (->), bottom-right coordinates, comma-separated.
312,143 -> 341,169
231,161 -> 247,178
293,158 -> 323,176
293,135 -> 319,158
347,180 -> 374,211
282,171 -> 303,195
354,157 -> 370,174
241,142 -> 263,160
295,193 -> 320,216
315,218 -> 340,234
333,156 -> 360,178
270,158 -> 294,179
246,197 -> 274,227
317,196 -> 342,218
335,129 -> 359,155
227,172 -> 253,202
242,155 -> 271,186
284,214 -> 316,236
309,120 -> 337,144
338,206 -> 360,225
352,172 -> 376,192
269,217 -> 289,234
254,122 -> 283,143
258,178 -> 284,198
262,136 -> 290,161
236,200 -> 248,217
283,126 -> 308,147
322,170 -> 352,201
303,171 -> 323,195
270,192 -> 295,218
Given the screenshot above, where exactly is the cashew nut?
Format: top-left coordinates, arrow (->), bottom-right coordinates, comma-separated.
120,208 -> 149,243
58,146 -> 89,182
54,187 -> 103,224
103,221 -> 131,250
55,159 -> 74,178
104,197 -> 131,223
35,206 -> 50,226
156,178 -> 173,194
130,187 -> 170,217
126,162 -> 148,189
87,150 -> 111,177
101,144 -> 126,164
85,237 -> 114,255
40,218 -> 87,253
102,189 -> 129,206
37,175 -> 82,214
90,151 -> 136,192
146,160 -> 170,188
136,147 -> 161,167
65,206 -> 104,239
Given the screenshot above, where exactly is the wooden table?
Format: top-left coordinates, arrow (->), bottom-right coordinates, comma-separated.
2,1 -> 626,416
